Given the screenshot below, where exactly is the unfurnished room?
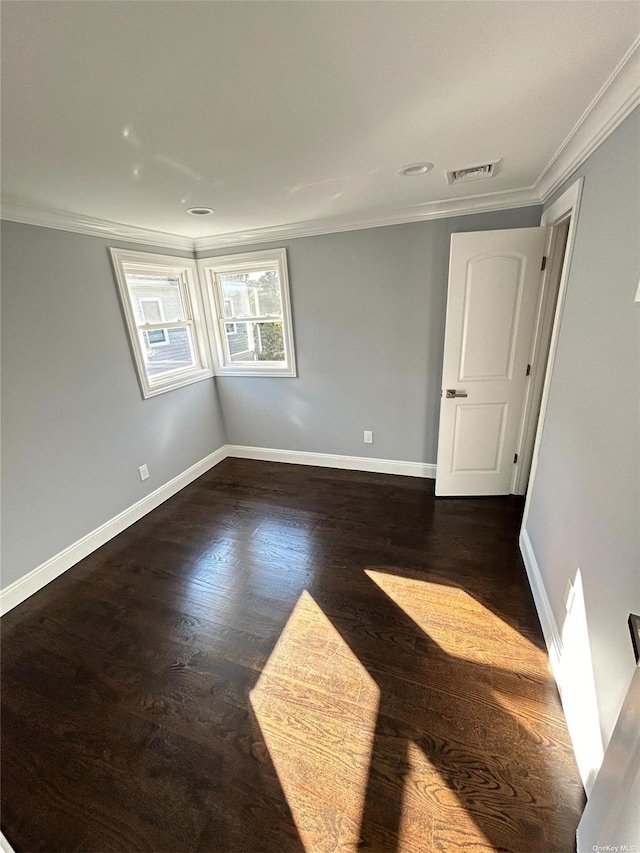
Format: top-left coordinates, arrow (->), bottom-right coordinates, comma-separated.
1,2 -> 639,852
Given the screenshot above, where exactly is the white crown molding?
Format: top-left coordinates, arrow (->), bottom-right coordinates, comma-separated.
2,36 -> 638,250
193,188 -> 539,253
2,188 -> 540,253
536,34 -> 640,202
0,199 -> 194,251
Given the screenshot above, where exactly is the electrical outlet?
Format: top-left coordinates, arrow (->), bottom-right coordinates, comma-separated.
138,464 -> 149,481
363,430 -> 373,444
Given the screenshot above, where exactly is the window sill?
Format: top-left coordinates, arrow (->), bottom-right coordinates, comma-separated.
214,364 -> 297,378
140,367 -> 215,398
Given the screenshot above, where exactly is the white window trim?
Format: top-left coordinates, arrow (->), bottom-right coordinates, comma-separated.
197,248 -> 297,377
110,248 -> 214,398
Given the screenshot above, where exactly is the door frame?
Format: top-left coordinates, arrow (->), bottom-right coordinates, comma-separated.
436,227 -> 549,496
511,218 -> 568,494
519,177 -> 584,519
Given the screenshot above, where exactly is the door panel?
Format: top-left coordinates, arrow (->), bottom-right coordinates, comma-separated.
436,228 -> 548,496
460,255 -> 522,380
452,403 -> 507,473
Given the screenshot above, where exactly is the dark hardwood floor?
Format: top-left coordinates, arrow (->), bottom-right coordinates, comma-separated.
1,459 -> 584,852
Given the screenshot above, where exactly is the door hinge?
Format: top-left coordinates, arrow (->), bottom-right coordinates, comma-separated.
526,363 -> 531,376
513,453 -> 518,463
541,255 -> 547,271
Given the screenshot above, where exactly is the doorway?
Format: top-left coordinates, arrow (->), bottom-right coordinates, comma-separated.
512,218 -> 570,495
435,177 -> 583,498
520,178 -> 584,513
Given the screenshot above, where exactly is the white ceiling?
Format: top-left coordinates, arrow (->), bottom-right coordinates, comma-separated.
1,1 -> 639,243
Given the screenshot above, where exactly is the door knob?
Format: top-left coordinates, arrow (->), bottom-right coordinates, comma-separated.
446,389 -> 468,398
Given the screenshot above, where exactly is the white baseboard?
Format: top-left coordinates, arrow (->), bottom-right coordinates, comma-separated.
226,444 -> 437,479
1,443 -> 435,617
0,445 -> 229,616
0,833 -> 15,853
519,527 -> 563,687
520,527 -> 606,797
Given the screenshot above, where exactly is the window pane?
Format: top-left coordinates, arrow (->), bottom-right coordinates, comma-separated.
126,274 -> 187,325
145,328 -> 168,346
139,325 -> 197,378
225,321 -> 285,363
218,270 -> 282,319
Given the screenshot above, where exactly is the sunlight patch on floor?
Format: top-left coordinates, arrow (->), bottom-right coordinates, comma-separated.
250,591 -> 380,853
396,741 -> 493,853
365,569 -> 546,675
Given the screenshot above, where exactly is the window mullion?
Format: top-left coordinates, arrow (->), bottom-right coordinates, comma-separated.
218,315 -> 282,324
137,320 -> 192,331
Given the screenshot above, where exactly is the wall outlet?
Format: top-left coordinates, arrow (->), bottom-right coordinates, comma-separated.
138,464 -> 149,481
363,430 -> 373,444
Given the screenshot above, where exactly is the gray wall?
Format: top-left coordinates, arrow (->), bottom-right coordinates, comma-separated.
2,206 -> 541,591
525,106 -> 640,749
200,207 -> 541,461
1,222 -> 226,588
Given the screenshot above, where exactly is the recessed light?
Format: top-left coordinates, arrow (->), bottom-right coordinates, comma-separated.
187,207 -> 215,216
398,162 -> 433,177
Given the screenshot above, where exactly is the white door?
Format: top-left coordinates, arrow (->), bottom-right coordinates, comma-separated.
436,227 -> 548,496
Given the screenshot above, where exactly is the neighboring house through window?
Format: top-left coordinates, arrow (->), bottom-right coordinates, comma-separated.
223,297 -> 238,335
110,249 -> 213,397
110,246 -> 296,393
198,248 -> 296,377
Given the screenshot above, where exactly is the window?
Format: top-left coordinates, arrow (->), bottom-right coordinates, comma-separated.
139,298 -> 169,346
222,298 -> 238,335
198,248 -> 296,376
145,328 -> 168,346
110,249 -> 213,397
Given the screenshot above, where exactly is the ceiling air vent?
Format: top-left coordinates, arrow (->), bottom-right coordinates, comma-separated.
446,161 -> 500,186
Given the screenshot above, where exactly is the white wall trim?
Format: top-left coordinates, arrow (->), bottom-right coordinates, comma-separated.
0,199 -> 194,251
0,833 -> 16,853
1,444 -> 436,616
519,528 -> 563,683
520,528 -> 605,796
2,189 -> 540,250
536,35 -> 640,201
521,178 -> 584,531
2,25 -> 637,256
3,32 -> 637,255
226,444 -> 437,479
192,189 -> 539,252
0,445 -> 228,616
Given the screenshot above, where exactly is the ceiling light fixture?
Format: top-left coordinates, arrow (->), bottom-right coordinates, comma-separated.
399,162 -> 433,177
187,207 -> 215,216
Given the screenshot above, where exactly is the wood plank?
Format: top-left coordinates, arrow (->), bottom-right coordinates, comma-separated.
1,459 -> 583,852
